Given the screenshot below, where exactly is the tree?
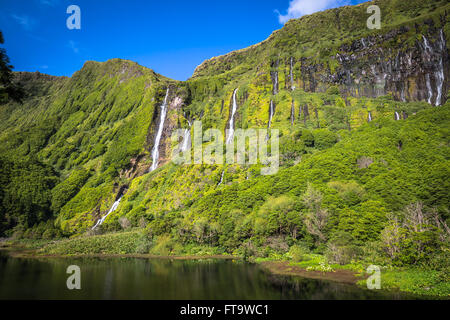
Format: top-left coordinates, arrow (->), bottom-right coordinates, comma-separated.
381,202 -> 448,265
302,184 -> 329,244
255,195 -> 299,237
0,30 -> 24,103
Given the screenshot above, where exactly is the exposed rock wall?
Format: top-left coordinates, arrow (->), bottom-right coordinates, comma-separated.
294,25 -> 449,105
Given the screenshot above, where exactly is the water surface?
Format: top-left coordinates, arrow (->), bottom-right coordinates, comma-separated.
0,250 -> 416,299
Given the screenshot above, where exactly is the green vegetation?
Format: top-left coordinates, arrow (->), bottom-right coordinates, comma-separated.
0,0 -> 448,297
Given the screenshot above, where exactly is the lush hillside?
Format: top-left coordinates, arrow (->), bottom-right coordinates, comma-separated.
0,0 -> 449,292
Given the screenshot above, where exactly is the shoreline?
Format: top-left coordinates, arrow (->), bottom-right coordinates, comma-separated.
1,244 -> 448,298
1,244 -> 362,284
0,246 -> 236,261
258,260 -> 362,284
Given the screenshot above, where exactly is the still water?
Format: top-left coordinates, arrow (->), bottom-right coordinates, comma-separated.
0,249 -> 415,299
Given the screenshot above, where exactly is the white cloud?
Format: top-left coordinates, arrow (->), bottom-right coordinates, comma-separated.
11,14 -> 36,30
276,0 -> 349,24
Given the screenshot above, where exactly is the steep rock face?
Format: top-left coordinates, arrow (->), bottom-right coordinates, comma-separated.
294,24 -> 449,105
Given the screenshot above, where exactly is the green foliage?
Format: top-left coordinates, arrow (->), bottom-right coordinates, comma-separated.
313,129 -> 338,150
255,195 -> 299,237
378,268 -> 450,297
288,243 -> 310,262
51,168 -> 90,213
0,156 -> 57,234
40,229 -> 143,255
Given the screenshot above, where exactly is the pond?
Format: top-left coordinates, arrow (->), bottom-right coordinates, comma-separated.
0,249 -> 416,300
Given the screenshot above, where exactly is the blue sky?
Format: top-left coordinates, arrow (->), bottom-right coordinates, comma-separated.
0,0 -> 368,80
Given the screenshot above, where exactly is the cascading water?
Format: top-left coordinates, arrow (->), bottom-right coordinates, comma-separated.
423,35 -> 432,52
422,30 -> 446,106
368,111 -> 372,122
267,100 -> 274,129
435,29 -> 445,106
217,170 -> 225,186
274,72 -> 278,95
226,89 -> 238,144
92,197 -> 122,230
180,120 -> 192,152
394,111 -> 400,121
266,100 -> 274,141
150,88 -> 169,172
426,74 -> 433,104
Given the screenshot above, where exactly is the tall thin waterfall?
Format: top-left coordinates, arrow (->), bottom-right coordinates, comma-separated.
180,120 -> 192,152
426,74 -> 433,104
394,111 -> 400,121
267,100 -> 274,129
217,170 -> 225,186
273,72 -> 278,95
226,89 -> 238,144
150,88 -> 169,172
92,197 -> 122,230
436,56 -> 444,106
435,29 -> 445,106
368,111 -> 372,122
422,30 -> 446,106
266,100 -> 274,141
423,35 -> 432,52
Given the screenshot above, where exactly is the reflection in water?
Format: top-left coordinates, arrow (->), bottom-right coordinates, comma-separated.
0,250 -> 417,300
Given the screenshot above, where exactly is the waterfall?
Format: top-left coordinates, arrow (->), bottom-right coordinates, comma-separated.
217,170 -> 225,186
274,72 -> 278,93
423,35 -> 432,52
289,57 -> 294,90
271,71 -> 279,95
436,57 -> 444,106
266,100 -> 274,141
422,30 -> 446,106
368,111 -> 372,122
435,29 -> 445,106
426,74 -> 433,104
226,89 -> 238,144
394,111 -> 400,121
92,197 -> 122,230
150,88 -> 170,172
267,100 -> 274,129
180,120 -> 192,152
